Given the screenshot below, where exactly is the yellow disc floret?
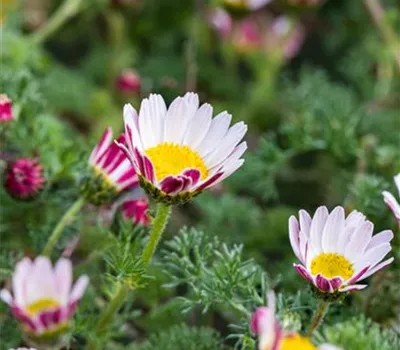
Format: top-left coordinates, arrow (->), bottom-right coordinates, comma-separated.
145,143 -> 208,181
26,298 -> 60,316
311,253 -> 354,281
280,334 -> 317,350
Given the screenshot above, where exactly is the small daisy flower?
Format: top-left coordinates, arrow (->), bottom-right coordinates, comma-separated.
251,292 -> 342,350
208,7 -> 233,39
5,158 -> 45,200
0,257 -> 88,339
0,94 -> 14,122
382,174 -> 400,228
121,197 -> 150,226
116,69 -> 141,94
289,206 -> 394,294
224,0 -> 272,12
81,127 -> 138,205
117,92 -> 247,204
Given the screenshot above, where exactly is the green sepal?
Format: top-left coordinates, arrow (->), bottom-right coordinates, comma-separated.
80,166 -> 119,206
139,176 -> 201,205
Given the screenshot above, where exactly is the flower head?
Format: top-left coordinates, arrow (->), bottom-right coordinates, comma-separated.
5,158 -> 45,200
224,0 -> 272,12
81,127 -> 138,205
382,174 -> 400,228
0,94 -> 14,122
208,7 -> 233,39
251,292 -> 342,350
118,92 -> 247,204
115,69 -> 141,94
121,197 -> 150,226
224,14 -> 305,59
0,257 -> 88,343
289,206 -> 394,294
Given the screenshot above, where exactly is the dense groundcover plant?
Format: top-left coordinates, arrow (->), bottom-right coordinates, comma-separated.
1,0 -> 399,349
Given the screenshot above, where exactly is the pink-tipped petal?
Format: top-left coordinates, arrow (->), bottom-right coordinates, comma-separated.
315,274 -> 332,292
89,127 -> 113,165
182,169 -> 201,186
143,156 -> 156,183
359,257 -> 394,281
160,176 -> 184,194
293,264 -> 313,283
329,277 -> 343,290
346,265 -> 370,285
196,172 -> 224,192
12,257 -> 33,305
250,306 -> 269,334
366,230 -> 394,251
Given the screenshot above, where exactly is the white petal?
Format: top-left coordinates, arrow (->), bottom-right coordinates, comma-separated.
148,94 -> 167,144
299,210 -> 312,238
394,174 -> 400,195
309,206 -> 328,253
318,345 -> 344,350
366,230 -> 394,251
123,104 -> 143,152
289,216 -> 302,262
12,257 -> 33,306
344,221 -> 373,260
359,257 -> 394,280
70,275 -> 89,302
358,243 -> 391,270
183,103 -> 213,149
322,207 -> 345,253
0,289 -> 13,305
209,142 -> 247,175
138,98 -> 155,149
204,121 -> 247,168
183,92 -> 200,119
163,96 -> 187,143
25,257 -> 56,304
54,258 -> 72,305
196,111 -> 232,157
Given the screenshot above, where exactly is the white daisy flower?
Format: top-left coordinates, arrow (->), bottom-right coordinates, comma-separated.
251,292 -> 343,350
289,206 -> 394,293
0,256 -> 89,336
382,173 -> 400,228
117,92 -> 247,204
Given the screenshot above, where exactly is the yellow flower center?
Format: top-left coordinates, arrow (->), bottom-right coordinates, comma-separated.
145,143 -> 208,181
311,253 -> 354,280
26,298 -> 60,316
280,334 -> 317,350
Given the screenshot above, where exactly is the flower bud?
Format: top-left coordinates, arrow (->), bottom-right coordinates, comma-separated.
0,94 -> 14,123
4,158 -> 45,200
121,197 -> 150,226
115,69 -> 141,94
81,128 -> 138,205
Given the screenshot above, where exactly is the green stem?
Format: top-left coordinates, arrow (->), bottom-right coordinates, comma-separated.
306,300 -> 330,338
86,282 -> 130,350
142,203 -> 172,265
42,197 -> 85,257
30,0 -> 83,45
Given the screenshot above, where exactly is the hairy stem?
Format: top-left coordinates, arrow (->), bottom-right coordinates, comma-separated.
42,197 -> 85,257
142,203 -> 172,265
306,300 -> 330,338
30,0 -> 83,45
86,282 -> 130,350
